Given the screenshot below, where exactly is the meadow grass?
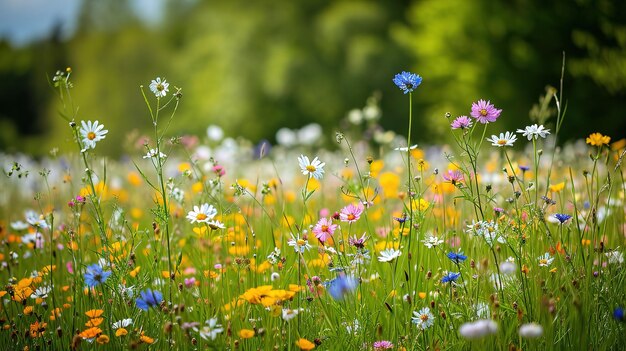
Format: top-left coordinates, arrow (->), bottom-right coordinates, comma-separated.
0,69 -> 624,350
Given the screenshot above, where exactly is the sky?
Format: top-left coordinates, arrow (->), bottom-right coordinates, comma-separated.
0,0 -> 163,46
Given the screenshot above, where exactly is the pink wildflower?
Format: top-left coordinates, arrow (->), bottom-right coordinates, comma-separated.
312,217 -> 338,243
339,203 -> 364,223
470,99 -> 502,124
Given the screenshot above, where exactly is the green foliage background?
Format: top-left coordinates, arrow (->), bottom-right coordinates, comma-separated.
1,0 -> 625,156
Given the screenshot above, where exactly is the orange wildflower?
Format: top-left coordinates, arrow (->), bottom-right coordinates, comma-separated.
85,309 -> 104,318
295,338 -> 316,350
239,329 -> 255,339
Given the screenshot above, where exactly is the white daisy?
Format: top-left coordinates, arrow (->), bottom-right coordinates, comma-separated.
25,210 -> 49,229
486,131 -> 517,147
298,155 -> 326,180
112,318 -> 133,330
287,233 -> 312,253
30,285 -> 52,299
186,203 -> 217,224
197,318 -> 223,340
207,219 -> 226,230
422,235 -> 444,248
538,253 -> 554,267
143,148 -> 167,160
377,248 -> 401,263
149,77 -> 169,98
79,120 -> 108,151
412,307 -> 435,330
282,308 -> 301,322
516,124 -> 550,140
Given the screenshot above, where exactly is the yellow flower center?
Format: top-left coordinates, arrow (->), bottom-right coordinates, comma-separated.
87,132 -> 96,140
321,225 -> 329,232
497,139 -> 507,145
306,165 -> 316,172
420,314 -> 429,322
297,239 -> 306,246
156,83 -> 164,91
539,259 -> 547,265
480,108 -> 487,116
347,214 -> 355,221
196,213 -> 208,221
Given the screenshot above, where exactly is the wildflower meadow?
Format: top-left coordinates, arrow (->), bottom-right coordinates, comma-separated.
1,68 -> 625,351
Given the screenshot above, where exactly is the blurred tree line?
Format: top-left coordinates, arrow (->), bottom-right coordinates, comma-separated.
0,0 -> 624,156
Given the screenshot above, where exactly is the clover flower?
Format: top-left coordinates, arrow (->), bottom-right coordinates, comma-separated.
373,340 -> 394,350
393,71 -> 422,94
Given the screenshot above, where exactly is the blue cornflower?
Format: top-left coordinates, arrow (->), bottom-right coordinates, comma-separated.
393,215 -> 408,224
325,275 -> 358,300
441,272 -> 461,284
519,165 -> 530,172
614,307 -> 624,322
554,213 -> 572,224
447,251 -> 468,264
393,71 -> 422,94
84,264 -> 111,288
136,289 -> 163,311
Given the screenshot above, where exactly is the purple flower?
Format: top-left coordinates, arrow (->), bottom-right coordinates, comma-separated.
451,115 -> 473,129
339,203 -> 364,223
312,217 -> 338,243
84,264 -> 112,288
470,100 -> 502,124
136,289 -> 163,311
443,170 -> 464,185
393,71 -> 422,94
441,272 -> 461,284
373,340 -> 394,350
554,213 -> 572,224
